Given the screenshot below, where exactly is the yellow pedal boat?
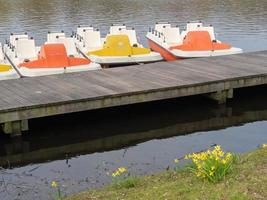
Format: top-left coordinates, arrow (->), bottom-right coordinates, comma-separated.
74,25 -> 162,66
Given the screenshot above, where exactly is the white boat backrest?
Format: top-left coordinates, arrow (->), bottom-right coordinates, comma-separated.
180,30 -> 187,40
56,37 -> 78,56
198,26 -> 215,40
120,29 -> 138,46
163,27 -> 182,45
110,25 -> 126,34
84,30 -> 102,50
10,34 -> 28,47
16,39 -> 36,59
186,22 -> 203,31
47,33 -> 66,43
183,26 -> 215,41
77,26 -> 94,38
0,43 -> 4,61
155,23 -> 171,33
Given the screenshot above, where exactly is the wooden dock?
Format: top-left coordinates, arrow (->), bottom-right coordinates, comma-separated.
0,50 -> 267,135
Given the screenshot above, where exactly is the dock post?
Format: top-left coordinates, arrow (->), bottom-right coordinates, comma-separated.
206,89 -> 233,104
2,120 -> 29,137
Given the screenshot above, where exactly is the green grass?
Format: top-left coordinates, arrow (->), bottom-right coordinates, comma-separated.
110,176 -> 140,189
66,148 -> 267,200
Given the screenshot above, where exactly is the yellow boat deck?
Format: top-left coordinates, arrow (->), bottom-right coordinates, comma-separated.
89,35 -> 151,56
0,64 -> 13,72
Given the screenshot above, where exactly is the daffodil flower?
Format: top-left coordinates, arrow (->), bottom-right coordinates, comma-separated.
51,181 -> 57,188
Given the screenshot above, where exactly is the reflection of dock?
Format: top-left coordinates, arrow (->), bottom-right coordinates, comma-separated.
0,51 -> 267,135
1,90 -> 267,168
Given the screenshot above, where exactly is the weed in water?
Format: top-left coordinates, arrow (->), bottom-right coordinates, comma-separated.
51,181 -> 62,200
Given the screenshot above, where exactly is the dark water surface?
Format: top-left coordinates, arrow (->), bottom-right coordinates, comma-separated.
0,0 -> 267,199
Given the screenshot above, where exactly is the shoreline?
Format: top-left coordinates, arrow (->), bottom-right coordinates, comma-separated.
66,146 -> 267,200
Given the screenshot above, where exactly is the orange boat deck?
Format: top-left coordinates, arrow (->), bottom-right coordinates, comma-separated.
170,31 -> 231,51
19,44 -> 90,68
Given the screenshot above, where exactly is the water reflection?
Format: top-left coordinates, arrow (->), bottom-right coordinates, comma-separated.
1,86 -> 267,168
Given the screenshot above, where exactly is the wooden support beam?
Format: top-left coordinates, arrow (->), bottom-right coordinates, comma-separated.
2,120 -> 29,137
206,89 -> 234,104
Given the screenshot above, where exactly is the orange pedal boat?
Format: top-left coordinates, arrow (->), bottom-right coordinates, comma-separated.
146,22 -> 242,61
4,33 -> 101,77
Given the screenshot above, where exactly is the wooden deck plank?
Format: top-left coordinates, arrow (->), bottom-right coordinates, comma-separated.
174,58 -> 265,79
226,54 -> 267,67
100,66 -> 177,89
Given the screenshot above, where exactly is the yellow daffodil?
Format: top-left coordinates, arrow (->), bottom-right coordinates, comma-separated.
215,145 -> 221,151
209,171 -> 214,176
111,167 -> 127,178
222,159 -> 227,164
118,167 -> 127,173
197,164 -> 202,170
174,158 -> 179,164
185,145 -> 235,182
262,144 -> 267,148
51,181 -> 57,188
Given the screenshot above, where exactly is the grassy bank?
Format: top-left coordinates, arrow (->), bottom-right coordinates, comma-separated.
66,147 -> 267,200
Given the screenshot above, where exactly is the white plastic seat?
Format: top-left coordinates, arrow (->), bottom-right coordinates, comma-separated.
47,33 -> 66,43
16,39 -> 36,59
184,25 -> 216,41
186,22 -> 203,31
0,43 -> 4,61
120,29 -> 138,46
56,37 -> 78,56
198,26 -> 215,40
10,34 -> 28,47
155,23 -> 171,33
164,27 -> 182,45
77,26 -> 94,38
182,22 -> 216,40
84,30 -> 102,51
110,25 -> 126,34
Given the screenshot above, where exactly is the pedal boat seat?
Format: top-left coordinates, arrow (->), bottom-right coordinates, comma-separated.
0,64 -> 13,72
88,35 -> 151,57
19,44 -> 90,68
170,31 -> 231,51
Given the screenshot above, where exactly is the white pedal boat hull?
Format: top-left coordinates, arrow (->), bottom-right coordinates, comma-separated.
0,69 -> 20,80
85,52 -> 163,65
18,63 -> 101,77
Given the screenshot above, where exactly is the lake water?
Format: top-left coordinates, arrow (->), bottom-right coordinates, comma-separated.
0,0 -> 267,199
0,0 -> 267,50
